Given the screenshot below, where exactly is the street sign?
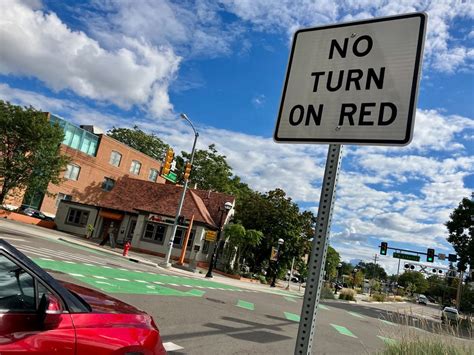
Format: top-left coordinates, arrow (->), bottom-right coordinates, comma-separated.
438,253 -> 446,261
393,252 -> 420,262
162,171 -> 177,183
270,247 -> 279,261
274,13 -> 427,145
204,231 -> 217,242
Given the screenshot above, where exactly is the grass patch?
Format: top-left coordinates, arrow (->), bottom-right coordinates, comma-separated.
339,288 -> 356,301
321,286 -> 335,300
378,335 -> 473,354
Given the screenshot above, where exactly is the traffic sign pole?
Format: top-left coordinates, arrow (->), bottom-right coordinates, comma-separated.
295,144 -> 342,354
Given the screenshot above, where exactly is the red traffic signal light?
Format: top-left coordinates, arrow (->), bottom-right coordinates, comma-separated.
380,242 -> 388,255
427,248 -> 435,262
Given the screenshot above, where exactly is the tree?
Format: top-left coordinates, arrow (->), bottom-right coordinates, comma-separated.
0,101 -> 69,204
224,223 -> 263,272
176,144 -> 233,192
357,262 -> 388,280
108,126 -> 169,161
325,246 -> 341,280
398,271 -> 428,294
445,197 -> 473,272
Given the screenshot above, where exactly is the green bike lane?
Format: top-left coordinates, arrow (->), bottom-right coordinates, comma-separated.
37,258 -> 395,353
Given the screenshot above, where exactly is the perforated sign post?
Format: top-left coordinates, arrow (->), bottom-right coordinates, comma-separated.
273,13 -> 426,355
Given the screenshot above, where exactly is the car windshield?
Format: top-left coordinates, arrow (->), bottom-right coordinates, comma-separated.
444,308 -> 458,314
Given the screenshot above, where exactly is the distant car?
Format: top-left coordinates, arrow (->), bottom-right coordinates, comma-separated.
417,294 -> 428,305
441,307 -> 460,325
21,207 -> 54,221
0,239 -> 166,354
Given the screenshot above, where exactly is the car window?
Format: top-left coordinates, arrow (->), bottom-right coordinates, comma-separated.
0,254 -> 36,312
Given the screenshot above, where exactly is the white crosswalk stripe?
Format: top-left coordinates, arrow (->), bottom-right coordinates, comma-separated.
17,245 -> 107,265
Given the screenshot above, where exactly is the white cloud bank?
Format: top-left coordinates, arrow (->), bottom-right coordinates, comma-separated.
0,0 -> 180,117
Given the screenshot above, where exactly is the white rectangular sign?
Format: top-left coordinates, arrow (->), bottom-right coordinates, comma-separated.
274,13 -> 427,145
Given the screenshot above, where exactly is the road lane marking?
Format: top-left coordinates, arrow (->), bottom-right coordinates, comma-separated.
93,275 -> 107,279
284,312 -> 300,322
63,261 -> 76,264
330,324 -> 358,338
186,289 -> 205,297
135,280 -> 148,283
318,304 -> 330,310
163,342 -> 184,351
114,278 -> 128,281
377,335 -> 397,345
2,236 -> 28,242
379,319 -> 398,326
236,300 -> 254,310
284,296 -> 297,302
40,257 -> 54,261
348,311 -> 365,319
68,273 -> 85,277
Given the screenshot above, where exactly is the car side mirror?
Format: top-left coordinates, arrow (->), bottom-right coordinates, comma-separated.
38,293 -> 62,323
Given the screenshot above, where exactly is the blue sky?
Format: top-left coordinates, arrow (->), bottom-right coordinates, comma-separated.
1,0 -> 473,274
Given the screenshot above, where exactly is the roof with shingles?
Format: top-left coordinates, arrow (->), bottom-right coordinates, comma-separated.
96,176 -> 235,229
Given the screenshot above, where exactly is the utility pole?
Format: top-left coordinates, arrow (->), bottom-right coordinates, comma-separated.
456,271 -> 463,310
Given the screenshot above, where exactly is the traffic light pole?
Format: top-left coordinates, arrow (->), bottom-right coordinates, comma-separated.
295,144 -> 343,355
163,118 -> 199,268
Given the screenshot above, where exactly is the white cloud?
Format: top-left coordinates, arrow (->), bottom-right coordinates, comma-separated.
0,0 -> 180,117
221,0 -> 474,73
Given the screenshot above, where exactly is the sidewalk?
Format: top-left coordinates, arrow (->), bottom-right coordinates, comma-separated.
0,218 -> 302,296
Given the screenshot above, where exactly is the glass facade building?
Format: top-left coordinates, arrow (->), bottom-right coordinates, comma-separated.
50,115 -> 99,156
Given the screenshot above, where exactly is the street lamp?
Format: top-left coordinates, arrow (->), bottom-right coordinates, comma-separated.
163,113 -> 199,267
334,262 -> 343,294
205,201 -> 233,278
270,238 -> 285,287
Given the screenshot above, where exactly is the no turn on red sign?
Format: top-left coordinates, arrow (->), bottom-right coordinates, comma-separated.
274,13 -> 427,146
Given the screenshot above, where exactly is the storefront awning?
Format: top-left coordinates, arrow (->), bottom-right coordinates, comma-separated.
99,210 -> 124,220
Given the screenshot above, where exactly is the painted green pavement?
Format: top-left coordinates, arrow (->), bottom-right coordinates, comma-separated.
284,312 -> 300,322
34,258 -> 248,296
377,336 -> 397,345
236,300 -> 255,310
330,324 -> 358,338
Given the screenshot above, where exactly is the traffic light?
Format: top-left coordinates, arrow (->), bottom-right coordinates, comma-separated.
427,248 -> 435,262
448,254 -> 457,262
380,242 -> 388,255
404,264 -> 415,270
183,162 -> 192,181
162,148 -> 174,175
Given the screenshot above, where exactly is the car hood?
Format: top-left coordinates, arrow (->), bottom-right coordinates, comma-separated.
61,280 -> 146,315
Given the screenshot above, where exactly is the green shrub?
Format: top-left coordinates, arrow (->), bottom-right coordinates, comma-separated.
339,288 -> 356,301
321,287 -> 335,300
372,293 -> 386,302
258,275 -> 267,284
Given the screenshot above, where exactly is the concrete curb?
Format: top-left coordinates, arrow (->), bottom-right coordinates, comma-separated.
57,237 -> 159,268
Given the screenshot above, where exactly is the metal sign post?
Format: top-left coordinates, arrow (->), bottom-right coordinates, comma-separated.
295,144 -> 342,354
272,13 -> 427,354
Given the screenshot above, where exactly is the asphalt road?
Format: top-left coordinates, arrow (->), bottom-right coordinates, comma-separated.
1,226 -> 467,354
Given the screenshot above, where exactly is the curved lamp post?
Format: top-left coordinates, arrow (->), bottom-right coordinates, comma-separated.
270,238 -> 284,287
205,201 -> 233,278
163,113 -> 199,267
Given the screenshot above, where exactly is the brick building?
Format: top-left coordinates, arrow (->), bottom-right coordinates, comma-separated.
4,114 -> 165,216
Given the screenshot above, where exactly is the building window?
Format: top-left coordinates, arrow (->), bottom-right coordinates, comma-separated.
66,208 -> 89,227
148,168 -> 159,182
56,193 -> 72,207
109,151 -> 122,167
173,228 -> 195,249
130,160 -> 141,175
102,177 -> 115,191
50,115 -> 98,156
142,222 -> 167,244
64,164 -> 80,181
202,240 -> 210,254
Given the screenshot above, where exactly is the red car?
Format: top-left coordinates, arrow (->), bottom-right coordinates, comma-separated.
0,239 -> 166,354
